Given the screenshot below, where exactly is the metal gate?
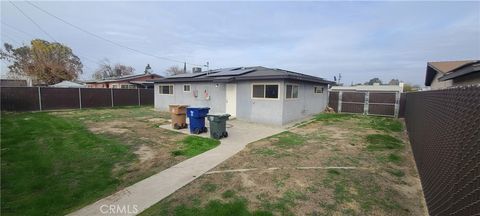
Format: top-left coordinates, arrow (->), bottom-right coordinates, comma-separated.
328,91 -> 402,117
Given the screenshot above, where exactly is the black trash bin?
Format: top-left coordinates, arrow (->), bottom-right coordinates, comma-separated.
207,114 -> 231,139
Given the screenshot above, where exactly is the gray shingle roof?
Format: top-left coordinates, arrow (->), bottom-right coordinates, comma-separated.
153,66 -> 333,84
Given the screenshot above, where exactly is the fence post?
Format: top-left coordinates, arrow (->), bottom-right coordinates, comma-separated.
37,87 -> 42,111
394,92 -> 400,118
137,88 -> 141,106
78,88 -> 82,109
364,92 -> 369,115
338,91 -> 343,113
111,88 -> 114,107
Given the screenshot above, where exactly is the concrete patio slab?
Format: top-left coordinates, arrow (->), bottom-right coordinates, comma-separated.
69,120 -> 284,216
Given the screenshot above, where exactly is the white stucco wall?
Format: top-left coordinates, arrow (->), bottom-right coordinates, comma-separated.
154,80 -> 329,126
282,82 -> 329,125
430,73 -> 453,90
235,80 -> 285,125
154,82 -> 226,114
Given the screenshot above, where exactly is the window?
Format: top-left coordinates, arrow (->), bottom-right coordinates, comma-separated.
183,84 -> 191,92
159,84 -> 174,95
286,84 -> 299,99
314,86 -> 324,94
112,85 -> 118,88
252,84 -> 279,99
121,84 -> 136,89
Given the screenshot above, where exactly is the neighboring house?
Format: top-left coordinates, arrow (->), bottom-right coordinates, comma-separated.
0,79 -> 28,87
153,66 -> 333,126
86,73 -> 162,89
330,83 -> 404,93
425,60 -> 480,90
49,80 -> 86,88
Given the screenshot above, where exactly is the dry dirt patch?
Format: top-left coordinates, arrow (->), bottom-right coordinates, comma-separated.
142,114 -> 428,216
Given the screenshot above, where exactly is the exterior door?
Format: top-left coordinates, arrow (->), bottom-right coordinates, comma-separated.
226,83 -> 237,117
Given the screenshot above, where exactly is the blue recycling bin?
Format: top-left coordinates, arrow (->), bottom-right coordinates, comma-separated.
186,107 -> 210,134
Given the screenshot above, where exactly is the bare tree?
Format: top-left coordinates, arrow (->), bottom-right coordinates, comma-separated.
166,65 -> 185,76
92,59 -> 134,79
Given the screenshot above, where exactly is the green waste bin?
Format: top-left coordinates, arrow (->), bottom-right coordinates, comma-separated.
207,114 -> 231,139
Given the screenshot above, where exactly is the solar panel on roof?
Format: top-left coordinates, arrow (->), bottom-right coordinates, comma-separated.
165,72 -> 209,79
206,68 -> 255,77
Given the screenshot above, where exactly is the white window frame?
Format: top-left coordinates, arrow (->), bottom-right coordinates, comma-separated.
158,84 -> 174,95
183,84 -> 191,92
285,83 -> 299,100
251,83 -> 280,100
314,86 -> 324,94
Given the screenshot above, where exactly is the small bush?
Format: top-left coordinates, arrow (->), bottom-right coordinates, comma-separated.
366,134 -> 404,151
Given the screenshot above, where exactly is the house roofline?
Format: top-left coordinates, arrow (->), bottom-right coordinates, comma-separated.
153,75 -> 333,85
85,73 -> 162,84
438,61 -> 480,81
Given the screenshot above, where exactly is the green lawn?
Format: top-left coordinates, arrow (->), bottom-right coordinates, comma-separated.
1,112 -> 134,215
172,136 -> 220,157
1,108 -> 221,216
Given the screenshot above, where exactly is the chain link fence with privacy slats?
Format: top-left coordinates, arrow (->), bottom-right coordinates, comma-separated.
404,85 -> 480,215
1,87 -> 154,111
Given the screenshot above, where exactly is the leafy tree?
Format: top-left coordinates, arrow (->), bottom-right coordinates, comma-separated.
92,59 -> 134,79
403,83 -> 420,92
364,78 -> 382,85
0,39 -> 83,85
166,65 -> 186,75
388,79 -> 400,85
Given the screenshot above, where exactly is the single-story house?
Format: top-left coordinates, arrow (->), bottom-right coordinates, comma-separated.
49,80 -> 86,88
153,66 -> 334,126
330,83 -> 403,93
86,73 -> 162,89
425,60 -> 480,90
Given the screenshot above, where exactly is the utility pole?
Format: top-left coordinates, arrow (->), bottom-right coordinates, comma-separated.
183,62 -> 187,73
204,61 -> 210,74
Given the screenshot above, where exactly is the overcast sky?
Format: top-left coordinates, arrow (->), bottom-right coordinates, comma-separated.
1,1 -> 479,85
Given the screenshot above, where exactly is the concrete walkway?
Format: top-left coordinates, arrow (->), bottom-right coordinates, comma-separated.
69,120 -> 284,216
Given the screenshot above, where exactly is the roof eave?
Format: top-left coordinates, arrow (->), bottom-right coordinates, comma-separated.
438,64 -> 480,81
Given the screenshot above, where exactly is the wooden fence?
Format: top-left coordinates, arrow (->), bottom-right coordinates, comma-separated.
328,91 -> 405,117
1,87 -> 154,111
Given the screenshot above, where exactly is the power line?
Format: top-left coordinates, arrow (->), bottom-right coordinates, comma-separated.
26,1 -> 203,67
2,20 -> 102,66
9,1 -> 57,42
1,34 -> 21,45
2,21 -> 38,38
